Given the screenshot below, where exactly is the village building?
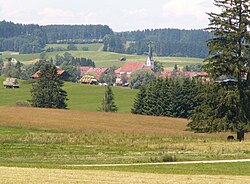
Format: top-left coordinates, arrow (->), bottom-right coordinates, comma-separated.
114,46 -> 155,86
32,70 -> 70,81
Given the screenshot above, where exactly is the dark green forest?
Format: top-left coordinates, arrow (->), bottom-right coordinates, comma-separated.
0,20 -> 211,57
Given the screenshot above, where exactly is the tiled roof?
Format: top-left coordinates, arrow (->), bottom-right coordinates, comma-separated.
80,66 -> 91,71
32,70 -> 65,78
86,67 -> 109,80
118,62 -> 145,73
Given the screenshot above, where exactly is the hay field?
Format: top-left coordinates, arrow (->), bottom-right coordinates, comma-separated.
0,106 -> 250,167
0,106 -> 189,135
1,166 -> 250,184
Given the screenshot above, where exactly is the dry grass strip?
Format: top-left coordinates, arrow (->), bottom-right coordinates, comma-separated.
0,166 -> 250,184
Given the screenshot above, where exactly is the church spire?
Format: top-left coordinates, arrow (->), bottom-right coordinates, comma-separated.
146,43 -> 154,69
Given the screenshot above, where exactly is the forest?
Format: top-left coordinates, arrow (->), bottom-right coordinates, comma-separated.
0,20 -> 211,57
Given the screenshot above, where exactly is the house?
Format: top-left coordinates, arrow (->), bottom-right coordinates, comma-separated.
32,70 -> 69,81
114,46 -> 155,85
85,67 -> 109,80
79,66 -> 91,77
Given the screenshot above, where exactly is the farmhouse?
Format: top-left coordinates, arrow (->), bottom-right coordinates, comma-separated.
114,47 -> 155,85
32,70 -> 69,81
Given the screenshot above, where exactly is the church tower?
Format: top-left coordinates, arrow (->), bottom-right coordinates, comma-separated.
146,44 -> 154,69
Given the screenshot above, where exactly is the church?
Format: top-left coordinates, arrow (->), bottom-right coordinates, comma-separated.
114,46 -> 155,85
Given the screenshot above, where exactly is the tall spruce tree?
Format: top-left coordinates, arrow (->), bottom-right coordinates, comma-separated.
100,86 -> 118,112
189,0 -> 250,141
30,63 -> 68,109
131,85 -> 147,114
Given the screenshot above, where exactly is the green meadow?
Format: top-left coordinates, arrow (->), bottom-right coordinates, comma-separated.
0,77 -> 137,113
1,43 -> 203,68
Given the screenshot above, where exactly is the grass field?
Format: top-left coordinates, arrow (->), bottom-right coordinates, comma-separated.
0,76 -> 137,113
1,50 -> 203,68
0,106 -> 249,169
1,166 -> 250,184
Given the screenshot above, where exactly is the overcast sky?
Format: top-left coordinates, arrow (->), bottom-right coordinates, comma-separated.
0,0 -> 217,32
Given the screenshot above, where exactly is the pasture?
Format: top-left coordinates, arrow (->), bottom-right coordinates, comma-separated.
0,77 -> 137,113
1,46 -> 203,68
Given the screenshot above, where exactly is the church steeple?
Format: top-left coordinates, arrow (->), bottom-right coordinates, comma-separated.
146,43 -> 154,69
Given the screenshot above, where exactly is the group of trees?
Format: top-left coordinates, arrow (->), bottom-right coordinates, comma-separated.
189,0 -> 250,141
0,21 -> 113,54
30,63 -> 68,109
0,20 -> 211,58
132,77 -> 202,118
102,29 -> 211,58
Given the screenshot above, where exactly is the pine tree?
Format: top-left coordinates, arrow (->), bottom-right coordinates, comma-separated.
131,85 -> 147,114
30,63 -> 68,109
100,86 -> 118,112
190,0 -> 250,141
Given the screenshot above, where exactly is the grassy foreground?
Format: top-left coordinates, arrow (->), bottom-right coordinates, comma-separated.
0,106 -> 249,171
1,166 -> 250,184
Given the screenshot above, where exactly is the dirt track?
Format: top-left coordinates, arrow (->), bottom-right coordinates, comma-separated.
66,158 -> 250,167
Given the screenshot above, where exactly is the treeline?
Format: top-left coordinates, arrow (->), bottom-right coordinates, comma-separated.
43,25 -> 113,43
105,29 -> 212,58
0,20 -> 211,57
0,20 -> 113,53
132,77 -> 203,118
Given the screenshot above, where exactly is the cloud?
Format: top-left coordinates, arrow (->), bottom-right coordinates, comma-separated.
163,0 -> 209,20
161,0 -> 215,29
38,8 -> 75,24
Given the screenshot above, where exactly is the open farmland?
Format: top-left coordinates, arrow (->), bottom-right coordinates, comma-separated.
0,77 -> 137,113
1,50 -> 203,68
0,106 -> 249,169
1,166 -> 250,184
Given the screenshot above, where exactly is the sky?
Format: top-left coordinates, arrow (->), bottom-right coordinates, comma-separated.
0,0 -> 217,32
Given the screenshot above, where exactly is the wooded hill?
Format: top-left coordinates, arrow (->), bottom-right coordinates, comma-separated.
0,20 -> 211,57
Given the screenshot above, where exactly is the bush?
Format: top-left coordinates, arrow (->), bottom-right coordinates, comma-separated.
16,101 -> 30,107
162,154 -> 177,162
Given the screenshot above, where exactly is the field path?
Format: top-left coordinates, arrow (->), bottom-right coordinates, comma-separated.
66,158 -> 250,167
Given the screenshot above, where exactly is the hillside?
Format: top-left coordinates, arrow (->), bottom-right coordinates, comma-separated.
1,50 -> 203,69
0,77 -> 137,113
0,20 -> 210,58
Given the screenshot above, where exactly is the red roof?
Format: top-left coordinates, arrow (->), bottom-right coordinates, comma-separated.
117,62 -> 144,73
115,67 -> 122,74
80,66 -> 91,71
32,70 -> 65,78
86,67 -> 109,80
143,66 -> 153,70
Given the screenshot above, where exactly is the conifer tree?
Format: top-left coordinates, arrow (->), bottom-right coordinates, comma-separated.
100,86 -> 118,112
30,63 -> 68,109
131,85 -> 147,114
189,0 -> 250,141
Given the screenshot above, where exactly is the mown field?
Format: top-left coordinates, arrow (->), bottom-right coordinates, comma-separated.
1,44 -> 203,68
1,166 -> 250,184
0,106 -> 249,172
0,77 -> 137,113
